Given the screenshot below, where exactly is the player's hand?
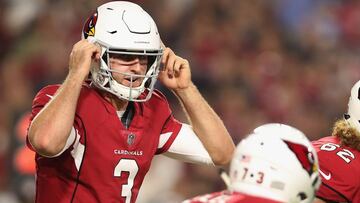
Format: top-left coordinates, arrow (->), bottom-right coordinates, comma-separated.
68,38 -> 101,81
158,46 -> 192,91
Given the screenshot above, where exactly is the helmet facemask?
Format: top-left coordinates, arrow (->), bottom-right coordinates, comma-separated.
91,42 -> 163,102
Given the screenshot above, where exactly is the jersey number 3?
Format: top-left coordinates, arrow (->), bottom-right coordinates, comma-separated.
114,159 -> 139,203
320,143 -> 355,163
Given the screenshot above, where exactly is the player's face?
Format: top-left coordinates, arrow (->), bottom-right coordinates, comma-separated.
109,53 -> 148,87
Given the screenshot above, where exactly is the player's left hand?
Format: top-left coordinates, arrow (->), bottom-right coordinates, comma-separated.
158,46 -> 192,91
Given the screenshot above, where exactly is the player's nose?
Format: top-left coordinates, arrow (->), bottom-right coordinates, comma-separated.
129,59 -> 145,73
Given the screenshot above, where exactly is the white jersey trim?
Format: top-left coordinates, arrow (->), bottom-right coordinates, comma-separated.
70,128 -> 85,171
158,132 -> 173,149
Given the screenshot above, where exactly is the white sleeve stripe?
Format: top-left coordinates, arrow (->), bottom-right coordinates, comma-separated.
71,129 -> 85,171
163,124 -> 214,166
163,150 -> 214,166
158,132 -> 173,149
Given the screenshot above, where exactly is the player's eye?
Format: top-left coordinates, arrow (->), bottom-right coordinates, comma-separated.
110,54 -> 147,63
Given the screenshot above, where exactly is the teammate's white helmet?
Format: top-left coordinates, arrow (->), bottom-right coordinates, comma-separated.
229,123 -> 320,203
82,1 -> 162,101
345,80 -> 360,132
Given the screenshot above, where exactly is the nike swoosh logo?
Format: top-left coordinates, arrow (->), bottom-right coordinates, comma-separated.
46,94 -> 54,99
319,169 -> 331,180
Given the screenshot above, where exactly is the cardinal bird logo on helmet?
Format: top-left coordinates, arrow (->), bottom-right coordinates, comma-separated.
83,11 -> 98,38
283,140 -> 317,176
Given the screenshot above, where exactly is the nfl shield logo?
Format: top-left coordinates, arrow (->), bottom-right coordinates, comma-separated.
127,133 -> 135,145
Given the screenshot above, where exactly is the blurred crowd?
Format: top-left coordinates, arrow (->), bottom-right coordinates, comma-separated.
1,0 -> 360,202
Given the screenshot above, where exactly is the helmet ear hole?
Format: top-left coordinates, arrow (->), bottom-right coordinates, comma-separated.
297,192 -> 307,201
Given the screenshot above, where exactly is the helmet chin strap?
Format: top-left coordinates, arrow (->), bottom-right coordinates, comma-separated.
219,168 -> 230,188
110,78 -> 144,100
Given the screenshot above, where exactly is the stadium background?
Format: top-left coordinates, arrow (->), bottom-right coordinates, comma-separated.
0,0 -> 360,202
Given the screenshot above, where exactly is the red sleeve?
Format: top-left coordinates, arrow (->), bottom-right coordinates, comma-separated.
316,184 -> 349,203
26,85 -> 60,151
150,90 -> 182,155
155,115 -> 182,154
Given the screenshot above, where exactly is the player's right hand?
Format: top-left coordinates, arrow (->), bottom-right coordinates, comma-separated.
68,38 -> 101,81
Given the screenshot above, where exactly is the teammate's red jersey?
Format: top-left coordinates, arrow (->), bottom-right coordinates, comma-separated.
312,136 -> 360,203
26,84 -> 182,203
183,191 -> 282,203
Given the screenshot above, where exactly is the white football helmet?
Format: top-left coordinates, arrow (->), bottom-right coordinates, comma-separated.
344,80 -> 360,132
82,1 -> 163,101
229,123 -> 320,203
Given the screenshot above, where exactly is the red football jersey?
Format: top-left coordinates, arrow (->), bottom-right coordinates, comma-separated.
27,84 -> 182,203
312,136 -> 360,203
183,191 -> 282,203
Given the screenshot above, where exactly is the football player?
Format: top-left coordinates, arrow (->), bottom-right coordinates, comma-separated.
184,123 -> 321,203
26,1 -> 235,203
312,80 -> 360,203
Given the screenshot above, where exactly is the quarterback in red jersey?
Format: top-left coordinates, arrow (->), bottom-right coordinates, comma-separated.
184,123 -> 321,203
26,1 -> 235,203
313,80 -> 360,203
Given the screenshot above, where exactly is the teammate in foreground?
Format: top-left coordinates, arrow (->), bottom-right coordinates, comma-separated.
184,123 -> 321,203
312,80 -> 360,203
26,1 -> 234,202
